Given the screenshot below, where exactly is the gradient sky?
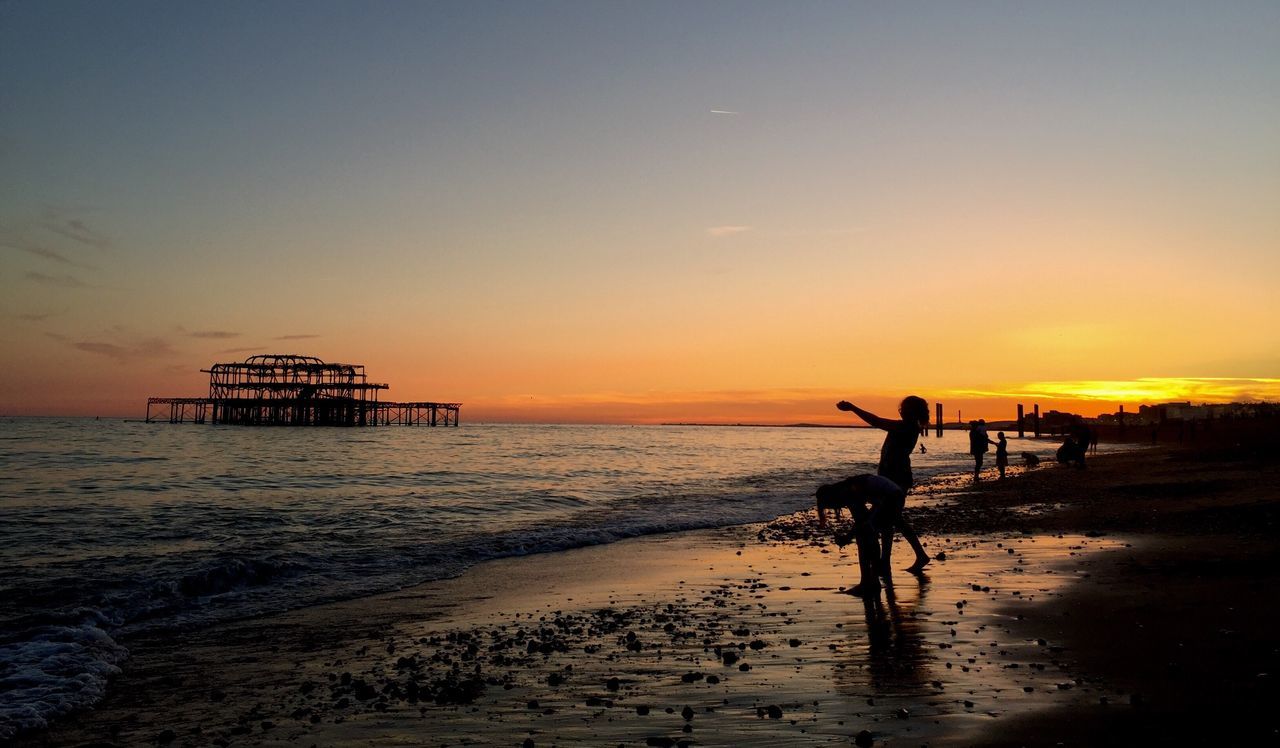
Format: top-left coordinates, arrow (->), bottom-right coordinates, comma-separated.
3,1 -> 1278,422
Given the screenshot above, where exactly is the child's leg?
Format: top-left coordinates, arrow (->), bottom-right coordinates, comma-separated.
879,525 -> 894,575
897,515 -> 931,571
850,503 -> 880,596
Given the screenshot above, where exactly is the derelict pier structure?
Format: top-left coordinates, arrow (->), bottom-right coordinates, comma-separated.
146,354 -> 459,426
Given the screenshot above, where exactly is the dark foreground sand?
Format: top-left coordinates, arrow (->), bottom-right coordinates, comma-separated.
18,442 -> 1279,747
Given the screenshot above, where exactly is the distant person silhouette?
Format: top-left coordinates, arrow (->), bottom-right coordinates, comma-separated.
835,396 -> 932,573
1056,436 -> 1086,468
968,420 -> 996,480
1068,421 -> 1092,466
994,431 -> 1009,479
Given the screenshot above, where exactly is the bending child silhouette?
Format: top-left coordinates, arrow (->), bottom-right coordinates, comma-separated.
835,396 -> 932,573
816,474 -> 906,597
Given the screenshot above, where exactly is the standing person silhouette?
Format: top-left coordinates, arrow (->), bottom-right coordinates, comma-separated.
994,431 -> 1009,479
835,396 -> 932,573
969,420 -> 996,480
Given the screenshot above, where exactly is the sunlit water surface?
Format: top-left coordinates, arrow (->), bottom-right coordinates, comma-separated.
0,418 -> 1119,737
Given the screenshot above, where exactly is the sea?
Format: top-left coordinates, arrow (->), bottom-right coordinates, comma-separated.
0,417 -> 1104,738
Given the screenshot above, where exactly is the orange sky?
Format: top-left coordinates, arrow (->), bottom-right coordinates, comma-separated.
2,5 -> 1278,421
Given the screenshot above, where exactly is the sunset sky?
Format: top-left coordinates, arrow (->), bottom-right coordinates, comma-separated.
3,2 -> 1278,422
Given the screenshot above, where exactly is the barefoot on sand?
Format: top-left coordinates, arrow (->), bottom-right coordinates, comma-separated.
905,555 -> 931,573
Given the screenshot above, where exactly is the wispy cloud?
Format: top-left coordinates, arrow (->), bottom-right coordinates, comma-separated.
275,333 -> 320,340
69,337 -> 176,362
26,271 -> 90,288
941,378 -> 1280,404
16,309 -> 66,322
219,346 -> 267,354
189,330 -> 240,339
4,240 -> 71,265
40,211 -> 112,250
706,225 -> 752,238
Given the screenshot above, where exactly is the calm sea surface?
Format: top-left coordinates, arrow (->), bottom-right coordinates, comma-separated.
0,417 -> 1095,736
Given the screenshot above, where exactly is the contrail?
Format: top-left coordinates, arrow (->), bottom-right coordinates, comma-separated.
710,109 -> 740,115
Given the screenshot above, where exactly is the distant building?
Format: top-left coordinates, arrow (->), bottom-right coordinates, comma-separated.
1135,401 -> 1274,422
1040,409 -> 1083,431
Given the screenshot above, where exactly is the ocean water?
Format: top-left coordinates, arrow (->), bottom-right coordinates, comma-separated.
0,418 -> 1090,737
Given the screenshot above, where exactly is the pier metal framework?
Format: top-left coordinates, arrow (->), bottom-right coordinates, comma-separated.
145,354 -> 459,427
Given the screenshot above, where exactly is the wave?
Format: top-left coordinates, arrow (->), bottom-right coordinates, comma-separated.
0,612 -> 128,741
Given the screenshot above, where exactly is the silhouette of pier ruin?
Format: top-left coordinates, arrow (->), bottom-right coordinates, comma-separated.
146,354 -> 459,426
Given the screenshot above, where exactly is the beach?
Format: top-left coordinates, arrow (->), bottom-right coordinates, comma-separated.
14,437 -> 1277,747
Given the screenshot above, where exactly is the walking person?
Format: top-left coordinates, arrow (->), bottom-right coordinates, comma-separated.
835,396 -> 933,573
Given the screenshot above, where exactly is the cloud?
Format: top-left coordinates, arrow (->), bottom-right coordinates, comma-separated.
16,309 -> 66,322
69,337 -> 177,362
40,212 -> 112,250
706,225 -> 752,238
275,333 -> 320,340
940,378 -> 1280,405
218,346 -> 266,354
4,240 -> 67,263
26,271 -> 90,288
189,330 -> 240,339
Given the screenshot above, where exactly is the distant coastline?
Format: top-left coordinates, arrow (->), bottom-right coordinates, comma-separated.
660,421 -> 998,430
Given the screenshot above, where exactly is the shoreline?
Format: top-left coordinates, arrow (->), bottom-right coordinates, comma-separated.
16,444 -> 1280,746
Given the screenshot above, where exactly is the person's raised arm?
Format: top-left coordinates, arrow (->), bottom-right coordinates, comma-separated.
836,400 -> 896,431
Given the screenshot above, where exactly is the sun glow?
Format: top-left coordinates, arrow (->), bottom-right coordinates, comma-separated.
945,378 -> 1280,405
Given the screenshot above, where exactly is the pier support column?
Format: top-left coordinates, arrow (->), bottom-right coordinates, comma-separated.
935,403 -> 943,437
1033,404 -> 1041,438
1017,404 -> 1025,438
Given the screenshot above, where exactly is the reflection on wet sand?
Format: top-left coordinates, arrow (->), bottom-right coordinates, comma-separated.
864,578 -> 933,697
19,524 -> 1134,748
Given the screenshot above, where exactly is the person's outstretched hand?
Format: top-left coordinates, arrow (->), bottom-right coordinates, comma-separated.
836,400 -> 854,412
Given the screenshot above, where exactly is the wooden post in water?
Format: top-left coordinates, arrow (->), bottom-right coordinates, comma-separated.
1033,403 -> 1041,438
935,402 -> 943,437
1118,404 -> 1126,439
1017,404 -> 1025,438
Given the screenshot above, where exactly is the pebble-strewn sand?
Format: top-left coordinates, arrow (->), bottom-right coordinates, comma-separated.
20,442 -> 1280,746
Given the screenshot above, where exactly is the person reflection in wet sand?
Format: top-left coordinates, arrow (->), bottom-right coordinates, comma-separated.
865,579 -> 931,694
836,397 -> 932,573
831,574 -> 931,699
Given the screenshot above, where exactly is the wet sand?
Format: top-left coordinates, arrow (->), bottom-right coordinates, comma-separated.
19,443 -> 1280,746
